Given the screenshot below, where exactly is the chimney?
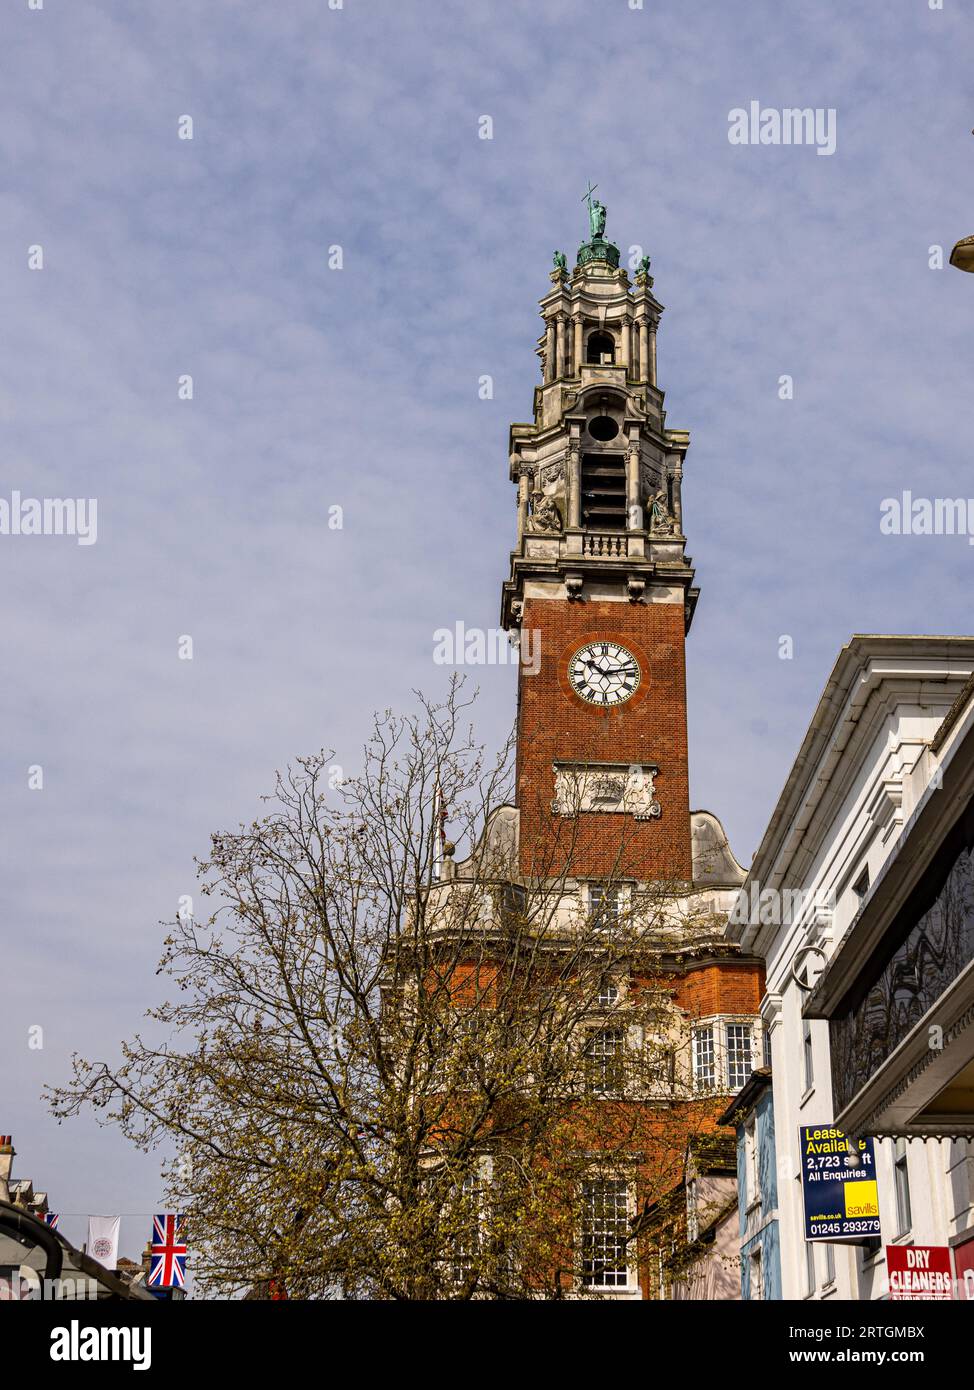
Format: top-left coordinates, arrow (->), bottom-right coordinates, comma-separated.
0,1136 -> 15,1203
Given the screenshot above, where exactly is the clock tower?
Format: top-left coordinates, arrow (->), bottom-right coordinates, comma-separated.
502,194 -> 697,888
441,192 -> 766,1299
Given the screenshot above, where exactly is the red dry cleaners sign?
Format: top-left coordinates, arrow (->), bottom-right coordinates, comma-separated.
886,1245 -> 952,1300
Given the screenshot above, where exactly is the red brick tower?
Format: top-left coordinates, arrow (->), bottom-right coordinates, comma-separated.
495,197 -> 764,1297
502,199 -> 696,887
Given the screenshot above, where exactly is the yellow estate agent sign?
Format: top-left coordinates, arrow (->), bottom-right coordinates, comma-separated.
800,1126 -> 881,1241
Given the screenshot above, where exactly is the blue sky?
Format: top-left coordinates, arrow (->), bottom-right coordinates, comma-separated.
2,0 -> 974,1258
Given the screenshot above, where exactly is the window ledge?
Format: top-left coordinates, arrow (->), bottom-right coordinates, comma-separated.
581,1285 -> 640,1300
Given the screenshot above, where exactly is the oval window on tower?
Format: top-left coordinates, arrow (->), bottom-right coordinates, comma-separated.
588,416 -> 620,441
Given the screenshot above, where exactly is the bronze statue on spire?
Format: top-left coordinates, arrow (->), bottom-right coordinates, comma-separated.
582,181 -> 606,240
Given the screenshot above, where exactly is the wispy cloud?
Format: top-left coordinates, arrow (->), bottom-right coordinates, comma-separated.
2,0 -> 972,1226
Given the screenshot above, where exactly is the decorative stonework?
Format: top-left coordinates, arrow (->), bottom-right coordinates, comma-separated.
528,492 -> 562,533
646,489 -> 675,536
639,463 -> 661,498
551,761 -> 661,820
577,237 -> 621,269
829,833 -> 974,1124
564,572 -> 584,601
537,460 -> 565,488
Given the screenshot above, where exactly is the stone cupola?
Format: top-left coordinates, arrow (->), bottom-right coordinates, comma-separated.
501,189 -> 698,632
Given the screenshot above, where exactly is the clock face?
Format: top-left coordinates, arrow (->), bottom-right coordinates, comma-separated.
568,641 -> 641,706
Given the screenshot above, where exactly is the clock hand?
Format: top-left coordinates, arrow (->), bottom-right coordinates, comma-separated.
579,657 -> 637,683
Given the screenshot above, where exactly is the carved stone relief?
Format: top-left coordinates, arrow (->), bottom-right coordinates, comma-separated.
537,460 -> 566,489
528,492 -> 563,533
551,763 -> 662,820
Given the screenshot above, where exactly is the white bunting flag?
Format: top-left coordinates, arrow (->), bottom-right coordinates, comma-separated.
86,1214 -> 120,1268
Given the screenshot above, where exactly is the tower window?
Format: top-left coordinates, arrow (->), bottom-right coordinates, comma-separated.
587,415 -> 620,441
586,330 -> 615,365
450,1169 -> 483,1286
692,1026 -> 716,1091
726,1023 -> 753,1090
581,453 -> 626,529
580,1179 -> 630,1287
585,1028 -> 625,1093
597,978 -> 619,1008
501,883 -> 526,928
588,884 -> 622,928
687,1178 -> 699,1242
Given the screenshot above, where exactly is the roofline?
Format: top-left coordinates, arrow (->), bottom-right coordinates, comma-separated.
718,1067 -> 772,1126
931,670 -> 974,754
726,635 -> 974,952
805,674 -> 974,1020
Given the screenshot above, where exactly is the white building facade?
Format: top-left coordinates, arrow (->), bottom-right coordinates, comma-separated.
726,635 -> 974,1300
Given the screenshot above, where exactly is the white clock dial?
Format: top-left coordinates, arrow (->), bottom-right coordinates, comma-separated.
568,641 -> 641,706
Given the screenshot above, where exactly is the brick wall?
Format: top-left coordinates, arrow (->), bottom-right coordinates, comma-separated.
671,960 -> 766,1019
517,597 -> 692,881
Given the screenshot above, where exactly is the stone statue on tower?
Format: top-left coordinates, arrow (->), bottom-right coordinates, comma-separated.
584,182 -> 607,240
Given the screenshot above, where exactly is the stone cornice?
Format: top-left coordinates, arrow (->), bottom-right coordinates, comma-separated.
728,637 -> 974,956
804,716 -> 974,1020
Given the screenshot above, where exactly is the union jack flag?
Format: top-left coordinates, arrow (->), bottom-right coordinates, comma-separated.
148,1213 -> 187,1288
42,1213 -> 59,1229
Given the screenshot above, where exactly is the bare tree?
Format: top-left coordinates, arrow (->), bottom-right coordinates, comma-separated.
48,680 -> 727,1299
